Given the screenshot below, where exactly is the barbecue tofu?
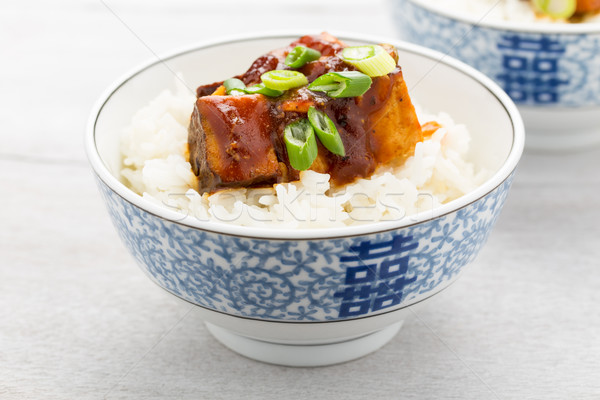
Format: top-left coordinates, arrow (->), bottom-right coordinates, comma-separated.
188,33 -> 424,193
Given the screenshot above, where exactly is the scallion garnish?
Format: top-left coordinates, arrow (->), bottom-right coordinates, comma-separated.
261,70 -> 309,91
244,83 -> 284,97
532,0 -> 576,18
223,78 -> 246,96
285,46 -> 321,68
308,71 -> 372,98
283,119 -> 318,171
307,106 -> 345,156
339,45 -> 397,77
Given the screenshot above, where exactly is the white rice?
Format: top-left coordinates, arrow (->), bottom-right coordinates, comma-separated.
120,83 -> 490,229
418,0 -> 600,23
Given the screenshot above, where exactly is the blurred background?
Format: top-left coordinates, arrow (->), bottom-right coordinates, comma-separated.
0,0 -> 397,163
1,1 -> 599,399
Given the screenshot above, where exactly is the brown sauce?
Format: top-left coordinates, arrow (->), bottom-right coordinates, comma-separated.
188,34 -> 424,193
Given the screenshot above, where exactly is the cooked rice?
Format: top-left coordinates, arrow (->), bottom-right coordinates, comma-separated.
120,83 -> 489,229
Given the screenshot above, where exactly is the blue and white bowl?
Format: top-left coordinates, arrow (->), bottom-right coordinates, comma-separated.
86,32 -> 524,366
392,0 -> 600,150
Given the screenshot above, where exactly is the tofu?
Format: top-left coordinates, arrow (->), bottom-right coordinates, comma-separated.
188,94 -> 281,191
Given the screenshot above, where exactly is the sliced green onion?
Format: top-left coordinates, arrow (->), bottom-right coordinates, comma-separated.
308,71 -> 372,98
283,119 -> 318,171
307,106 -> 345,156
224,78 -> 246,96
261,70 -> 308,90
243,83 -> 284,97
533,0 -> 576,18
340,45 -> 397,77
285,46 -> 321,68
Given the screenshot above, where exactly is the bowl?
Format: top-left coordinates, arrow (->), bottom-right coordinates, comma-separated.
85,31 -> 524,367
391,0 -> 600,151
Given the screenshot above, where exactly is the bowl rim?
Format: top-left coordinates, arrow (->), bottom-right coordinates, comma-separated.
405,0 -> 600,34
85,30 -> 525,240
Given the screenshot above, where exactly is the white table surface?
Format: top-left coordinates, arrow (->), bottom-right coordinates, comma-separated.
2,1 -> 599,399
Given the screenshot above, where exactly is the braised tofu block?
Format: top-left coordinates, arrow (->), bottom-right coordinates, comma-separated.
189,94 -> 280,190
314,68 -> 422,184
187,33 -> 424,193
367,71 -> 423,165
576,0 -> 600,13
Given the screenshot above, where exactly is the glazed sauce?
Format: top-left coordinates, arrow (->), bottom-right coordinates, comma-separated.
188,34 -> 423,192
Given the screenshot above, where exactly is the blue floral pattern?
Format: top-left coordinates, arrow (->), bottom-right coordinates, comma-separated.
392,0 -> 600,107
97,175 -> 513,322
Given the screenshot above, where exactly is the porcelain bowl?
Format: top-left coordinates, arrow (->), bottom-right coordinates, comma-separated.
392,0 -> 600,151
86,32 -> 524,367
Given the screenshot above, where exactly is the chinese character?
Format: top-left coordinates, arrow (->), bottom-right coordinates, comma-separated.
497,35 -> 565,54
335,235 -> 417,317
496,36 -> 569,105
340,235 -> 418,262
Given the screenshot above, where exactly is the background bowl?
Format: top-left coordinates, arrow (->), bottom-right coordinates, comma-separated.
392,0 -> 600,151
86,32 -> 524,366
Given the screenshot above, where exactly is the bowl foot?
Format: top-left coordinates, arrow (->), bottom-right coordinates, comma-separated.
205,321 -> 403,367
